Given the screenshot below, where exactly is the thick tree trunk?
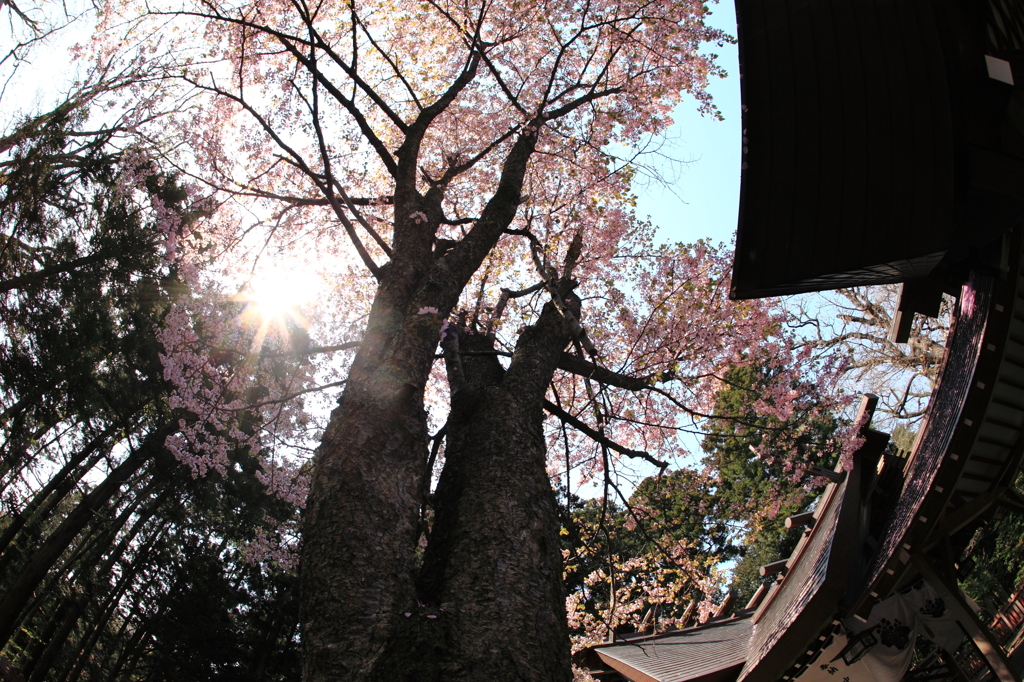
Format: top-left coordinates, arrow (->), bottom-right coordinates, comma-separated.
429,303 -> 573,681
303,300 -> 575,680
299,302 -> 439,680
299,125 -> 545,681
366,299 -> 575,681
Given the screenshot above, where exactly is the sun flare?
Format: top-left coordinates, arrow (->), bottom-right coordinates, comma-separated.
247,272 -> 316,318
237,267 -> 320,351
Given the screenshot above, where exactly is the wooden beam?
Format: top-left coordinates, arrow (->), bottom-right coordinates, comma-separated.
713,592 -> 735,618
785,511 -> 816,530
925,489 -> 997,550
889,309 -> 915,344
759,559 -> 789,578
855,393 -> 880,424
912,553 -> 1021,682
888,281 -> 946,343
999,488 -> 1024,514
745,583 -> 769,610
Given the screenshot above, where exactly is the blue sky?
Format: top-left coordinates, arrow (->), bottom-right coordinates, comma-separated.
597,3 -> 742,489
635,0 -> 741,249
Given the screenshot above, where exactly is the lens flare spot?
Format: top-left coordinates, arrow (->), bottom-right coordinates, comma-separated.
237,268 -> 320,352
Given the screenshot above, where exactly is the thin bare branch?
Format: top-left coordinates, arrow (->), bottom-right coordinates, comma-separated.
543,399 -> 667,469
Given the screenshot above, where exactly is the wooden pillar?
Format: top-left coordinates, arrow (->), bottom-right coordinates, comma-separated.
912,553 -> 1022,682
941,650 -> 971,682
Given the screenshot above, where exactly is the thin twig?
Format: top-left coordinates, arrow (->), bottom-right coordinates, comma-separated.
543,399 -> 667,469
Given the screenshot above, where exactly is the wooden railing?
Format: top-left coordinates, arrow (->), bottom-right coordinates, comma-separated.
952,586 -> 1024,680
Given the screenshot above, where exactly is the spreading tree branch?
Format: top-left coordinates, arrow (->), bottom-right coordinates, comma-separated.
543,399 -> 666,469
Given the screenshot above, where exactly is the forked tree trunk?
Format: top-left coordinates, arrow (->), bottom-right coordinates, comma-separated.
429,303 -> 573,680
364,300 -> 575,681
298,121 -> 561,680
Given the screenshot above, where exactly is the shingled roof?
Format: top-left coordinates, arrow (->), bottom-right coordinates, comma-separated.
586,615 -> 754,682
735,440 -> 868,682
581,242 -> 1024,681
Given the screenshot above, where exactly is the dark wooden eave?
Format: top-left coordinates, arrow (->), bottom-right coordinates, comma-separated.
580,229 -> 1024,680
851,228 -> 1024,618
730,0 -> 1024,299
735,403 -> 882,682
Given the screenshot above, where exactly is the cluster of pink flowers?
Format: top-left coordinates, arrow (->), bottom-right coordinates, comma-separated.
241,522 -> 301,570
566,538 -> 725,653
157,277 -> 319,564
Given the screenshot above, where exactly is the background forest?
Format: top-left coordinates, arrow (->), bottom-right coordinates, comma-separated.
0,0 -> 1017,680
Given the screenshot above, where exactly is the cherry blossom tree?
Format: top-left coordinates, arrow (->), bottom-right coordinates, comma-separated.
562,472 -> 732,656
785,285 -> 952,423
77,0 -> 859,679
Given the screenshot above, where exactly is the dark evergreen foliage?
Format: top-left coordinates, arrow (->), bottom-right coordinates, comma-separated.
0,97 -> 300,681
699,364 -> 842,604
959,473 -> 1024,616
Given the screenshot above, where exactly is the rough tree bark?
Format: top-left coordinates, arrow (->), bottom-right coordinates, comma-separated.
362,296 -> 577,681
300,298 -> 577,681
422,301 -> 574,680
298,122 -> 552,680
